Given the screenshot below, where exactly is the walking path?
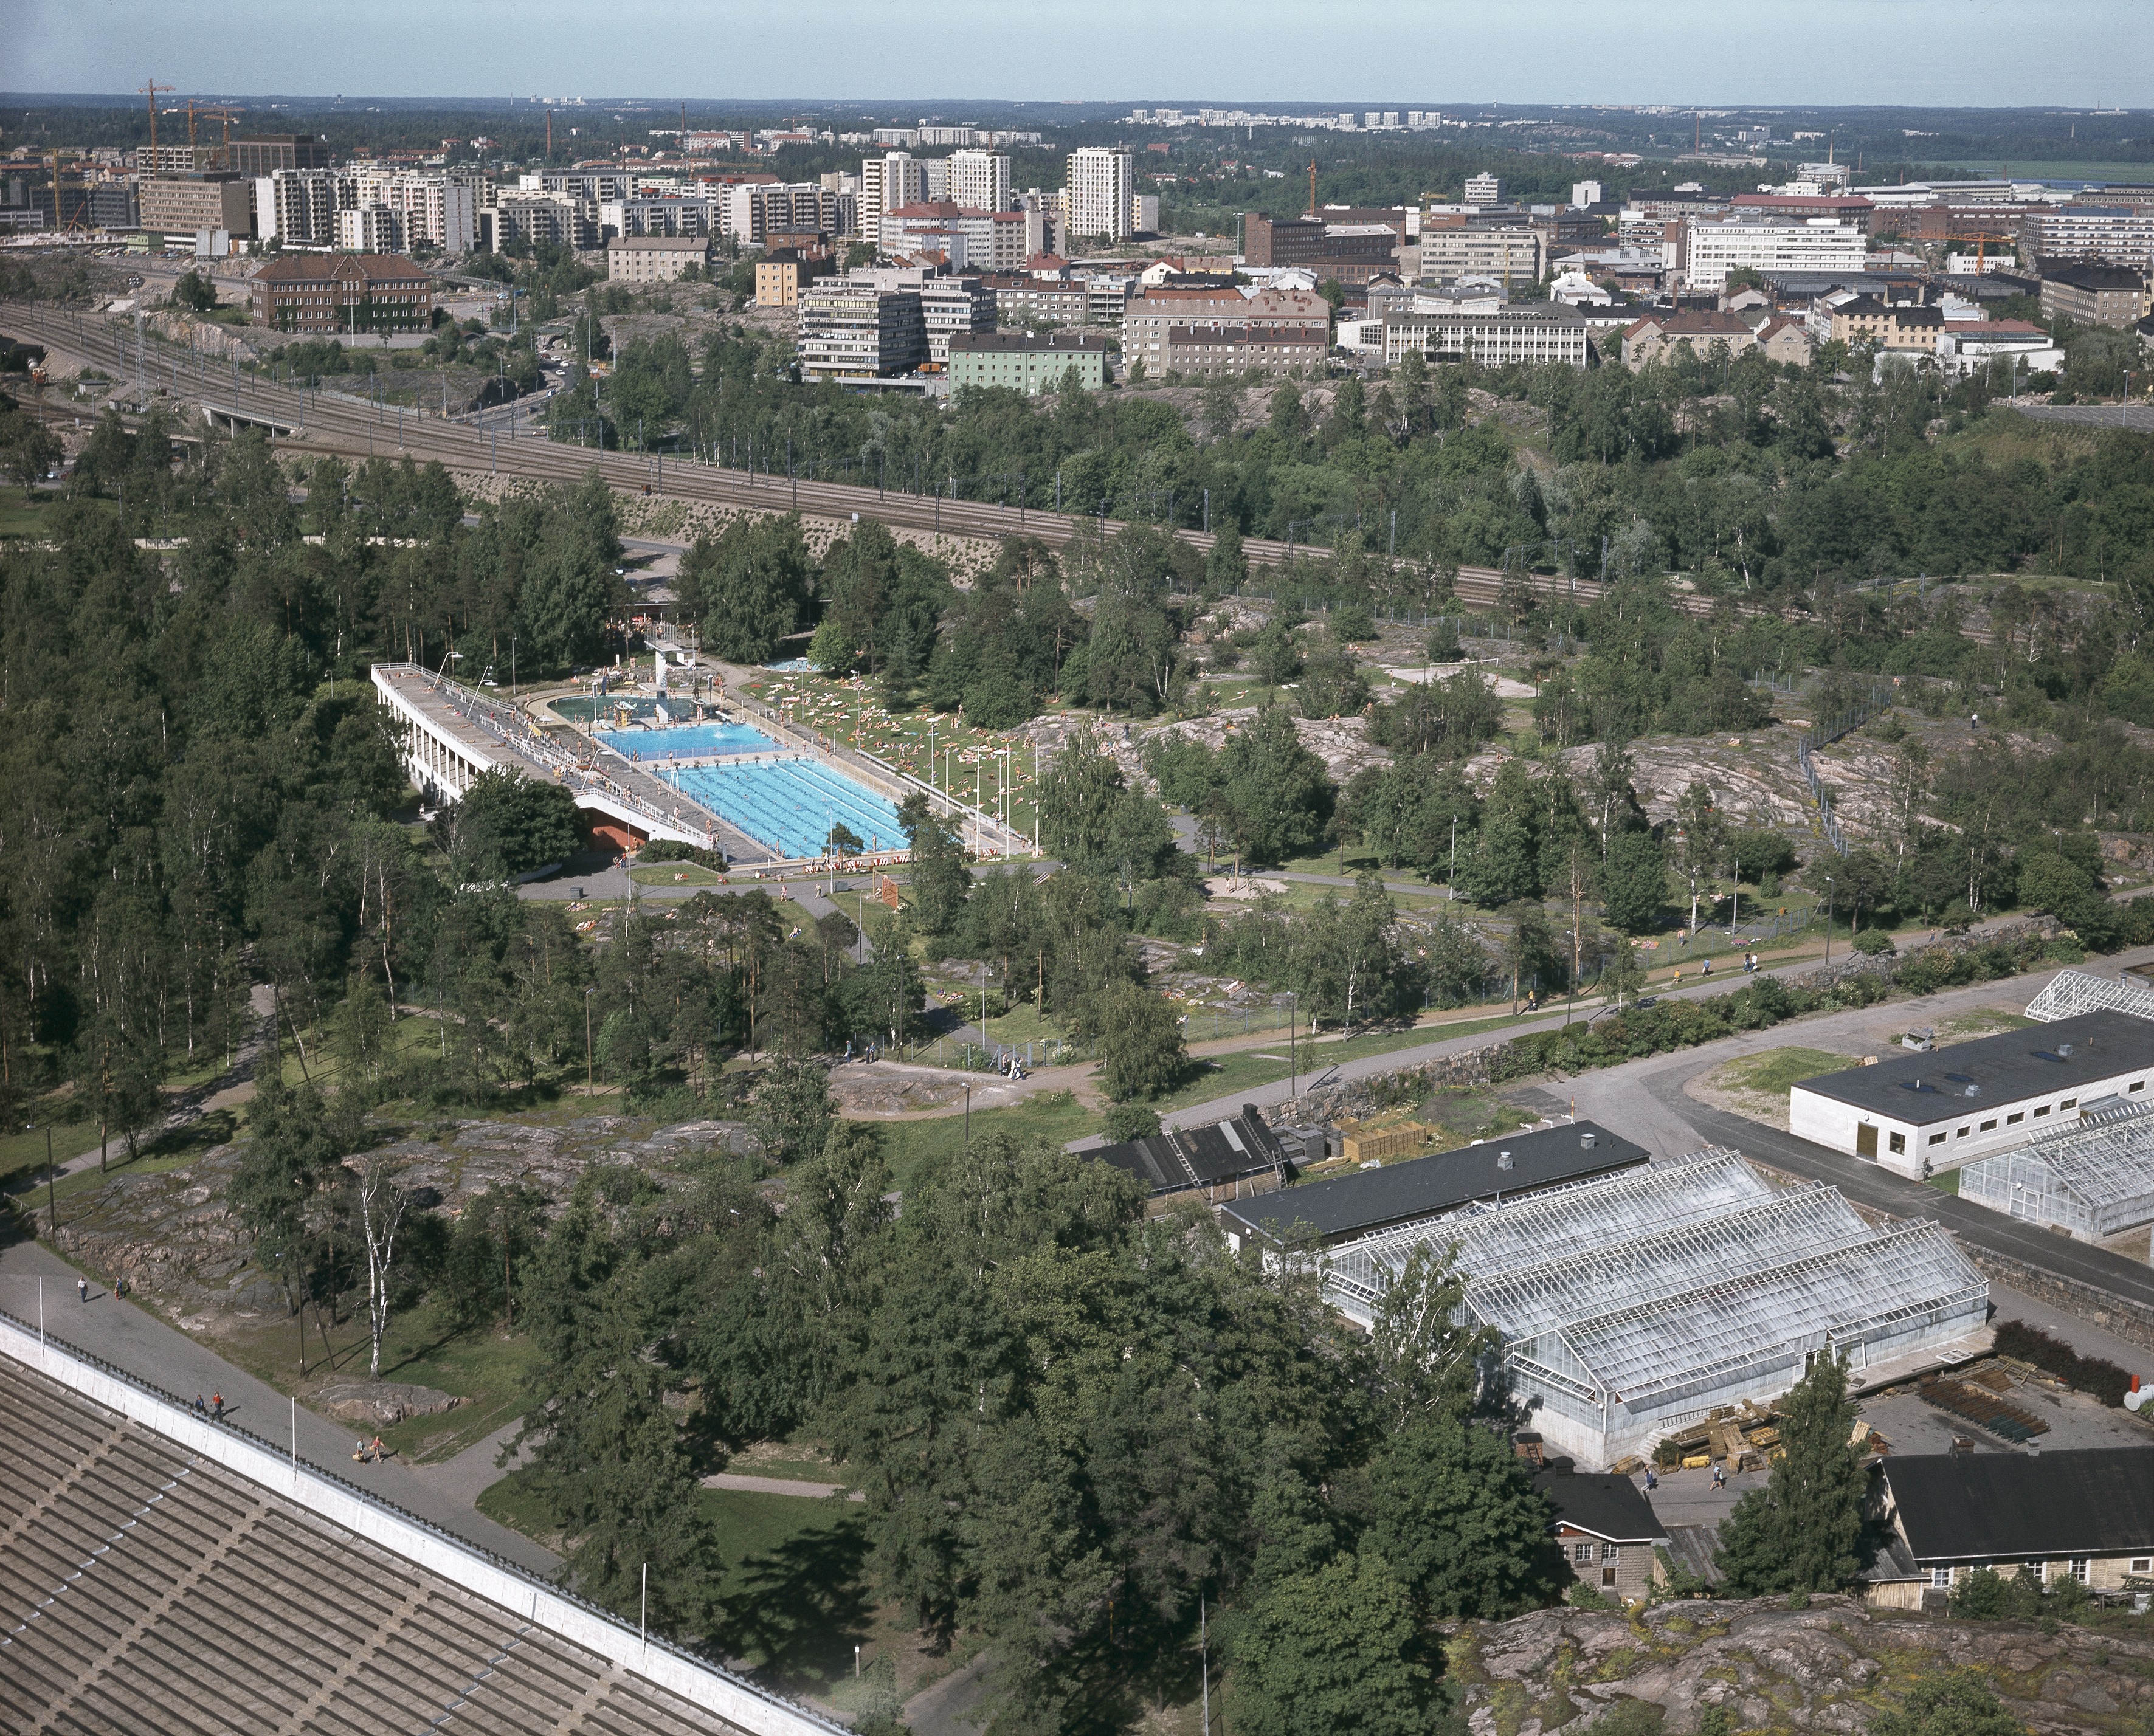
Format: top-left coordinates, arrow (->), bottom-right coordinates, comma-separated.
1157,918 -> 2122,1133
702,1472 -> 863,1502
0,1238 -> 558,1576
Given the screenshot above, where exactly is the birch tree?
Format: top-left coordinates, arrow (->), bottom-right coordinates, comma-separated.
353,1149 -> 411,1378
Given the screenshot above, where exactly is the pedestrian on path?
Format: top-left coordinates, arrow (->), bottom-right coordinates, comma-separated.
77,1276 -> 87,1303
210,1392 -> 224,1422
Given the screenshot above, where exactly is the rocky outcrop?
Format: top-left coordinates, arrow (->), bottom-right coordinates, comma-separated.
313,1380 -> 463,1427
1450,1597 -> 2154,1736
30,1114 -> 758,1334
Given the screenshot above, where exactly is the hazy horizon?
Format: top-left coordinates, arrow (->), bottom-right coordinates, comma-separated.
13,0 -> 2152,109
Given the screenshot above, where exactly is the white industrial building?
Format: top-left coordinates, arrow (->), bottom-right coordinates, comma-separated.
1324,1149 -> 1988,1469
1959,1099 -> 2154,1245
1788,1010 -> 2154,1179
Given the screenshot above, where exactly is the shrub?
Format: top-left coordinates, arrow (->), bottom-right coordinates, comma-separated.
640,839 -> 727,870
1852,928 -> 1896,956
1330,602 -> 1377,640
1102,1103 -> 1162,1141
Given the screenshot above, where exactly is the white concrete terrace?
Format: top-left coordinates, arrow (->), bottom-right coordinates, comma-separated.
370,662 -> 766,859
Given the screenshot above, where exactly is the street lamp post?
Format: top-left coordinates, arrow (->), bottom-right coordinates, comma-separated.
584,987 -> 596,1095
1287,992 -> 1297,1100
1823,875 -> 1835,970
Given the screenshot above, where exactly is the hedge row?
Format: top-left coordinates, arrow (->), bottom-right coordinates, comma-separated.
1489,930 -> 2072,1083
1993,1319 -> 2133,1408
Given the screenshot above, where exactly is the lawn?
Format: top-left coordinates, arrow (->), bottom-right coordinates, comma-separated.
478,1471 -> 874,1688
1716,1047 -> 1858,1097
217,1289 -> 543,1464
629,861 -> 727,886
869,1089 -> 1099,1192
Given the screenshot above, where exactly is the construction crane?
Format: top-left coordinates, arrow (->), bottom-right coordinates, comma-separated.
1955,232 -> 2019,272
196,105 -> 244,166
139,76 -> 173,154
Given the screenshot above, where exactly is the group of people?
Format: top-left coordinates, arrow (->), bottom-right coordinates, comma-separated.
352,1436 -> 390,1464
191,1393 -> 226,1422
1671,952 -> 1762,987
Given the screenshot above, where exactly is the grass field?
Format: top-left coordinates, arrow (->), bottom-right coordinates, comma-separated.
477,1472 -> 872,1685
1158,1007 -> 1583,1112
871,1090 -> 1099,1191
1933,160 -> 2154,183
1716,1047 -> 1857,1097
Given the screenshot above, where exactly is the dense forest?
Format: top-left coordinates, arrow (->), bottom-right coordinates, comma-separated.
9,214 -> 2154,1736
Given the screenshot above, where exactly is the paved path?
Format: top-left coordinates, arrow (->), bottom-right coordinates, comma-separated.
702,1472 -> 863,1502
404,1416 -> 535,1509
0,1238 -> 559,1576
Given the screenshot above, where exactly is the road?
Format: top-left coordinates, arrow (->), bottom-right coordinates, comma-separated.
0,297 -> 1589,607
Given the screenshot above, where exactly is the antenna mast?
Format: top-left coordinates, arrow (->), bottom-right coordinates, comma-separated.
1307,158 -> 1316,218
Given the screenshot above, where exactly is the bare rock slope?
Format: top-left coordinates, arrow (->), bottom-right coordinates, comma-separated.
1454,1598 -> 2154,1736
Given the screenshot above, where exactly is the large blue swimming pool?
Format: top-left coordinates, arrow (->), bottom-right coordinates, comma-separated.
598,722 -> 778,759
666,757 -> 905,859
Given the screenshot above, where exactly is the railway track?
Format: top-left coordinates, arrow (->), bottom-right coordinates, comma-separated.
3,299 -> 1602,615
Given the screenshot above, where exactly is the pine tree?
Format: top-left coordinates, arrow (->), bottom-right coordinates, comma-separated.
1714,1351 -> 1865,1594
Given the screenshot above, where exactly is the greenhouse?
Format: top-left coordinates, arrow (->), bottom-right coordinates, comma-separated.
1321,1148 -> 1989,1467
1957,1100 -> 2154,1241
1323,1148 -> 1767,1322
2025,969 -> 2154,1025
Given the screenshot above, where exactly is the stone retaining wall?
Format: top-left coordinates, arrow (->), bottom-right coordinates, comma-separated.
450,470 -> 1003,580
1959,1246 -> 2154,1353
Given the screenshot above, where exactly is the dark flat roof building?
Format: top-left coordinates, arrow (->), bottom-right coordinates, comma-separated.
1218,1119 -> 1647,1250
1863,1447 -> 2154,1609
1789,1010 -> 2154,1177
232,134 -> 333,177
1093,1103 -> 1293,1211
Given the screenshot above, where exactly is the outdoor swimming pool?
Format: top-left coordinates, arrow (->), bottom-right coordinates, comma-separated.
666,757 -> 905,859
598,722 -> 778,759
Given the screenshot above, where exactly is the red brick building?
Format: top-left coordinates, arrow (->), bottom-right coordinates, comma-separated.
250,252 -> 432,334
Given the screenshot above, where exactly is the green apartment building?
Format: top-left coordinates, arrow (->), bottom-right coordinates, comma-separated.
947,331 -> 1110,394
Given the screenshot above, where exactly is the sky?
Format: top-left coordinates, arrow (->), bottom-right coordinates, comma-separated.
13,0 -> 2153,108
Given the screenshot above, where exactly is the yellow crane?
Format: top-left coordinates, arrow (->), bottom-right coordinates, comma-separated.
139,75 -> 173,153
196,105 -> 245,167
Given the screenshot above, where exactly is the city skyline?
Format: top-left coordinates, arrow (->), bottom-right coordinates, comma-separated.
12,0 -> 2154,107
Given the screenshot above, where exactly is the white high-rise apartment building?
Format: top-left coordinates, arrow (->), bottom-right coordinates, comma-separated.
253,168 -> 351,246
1066,148 -> 1133,243
1683,215 -> 1866,290
334,204 -> 404,253
860,151 -> 925,244
351,170 -> 475,254
948,149 -> 1012,213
